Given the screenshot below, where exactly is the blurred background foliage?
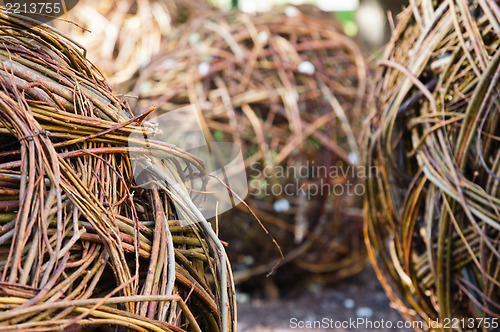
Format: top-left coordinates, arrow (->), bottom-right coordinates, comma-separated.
210,0 -> 407,50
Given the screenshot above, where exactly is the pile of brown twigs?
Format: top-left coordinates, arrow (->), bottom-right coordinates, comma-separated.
126,5 -> 370,284
52,0 -> 213,85
365,0 -> 500,328
0,10 -> 235,331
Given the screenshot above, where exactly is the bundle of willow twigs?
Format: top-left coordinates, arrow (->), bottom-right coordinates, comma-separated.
365,0 -> 500,329
126,6 -> 370,284
52,0 -> 213,86
0,9 -> 235,331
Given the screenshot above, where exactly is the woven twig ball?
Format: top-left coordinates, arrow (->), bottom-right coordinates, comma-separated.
126,6 -> 370,284
0,10 -> 235,331
52,0 -> 213,85
365,0 -> 500,328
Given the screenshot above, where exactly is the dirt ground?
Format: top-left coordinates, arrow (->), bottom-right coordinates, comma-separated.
237,266 -> 410,331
